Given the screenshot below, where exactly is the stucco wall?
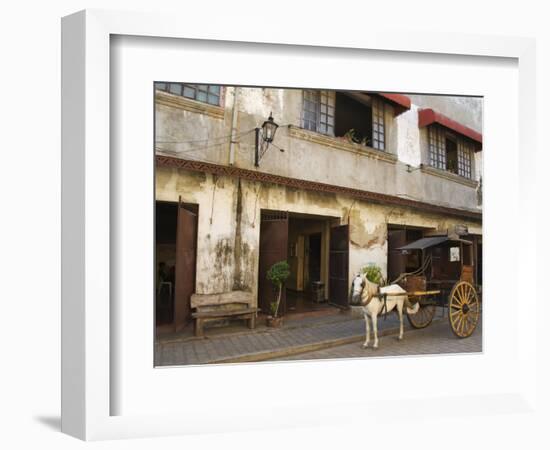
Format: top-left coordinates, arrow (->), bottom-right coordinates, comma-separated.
156,167 -> 481,305
156,87 -> 482,213
407,94 -> 482,133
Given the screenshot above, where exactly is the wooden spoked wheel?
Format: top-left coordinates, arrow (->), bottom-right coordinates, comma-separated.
407,300 -> 436,329
448,281 -> 480,338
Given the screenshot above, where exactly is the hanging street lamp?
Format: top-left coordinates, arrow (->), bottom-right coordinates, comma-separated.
255,112 -> 281,167
262,113 -> 278,143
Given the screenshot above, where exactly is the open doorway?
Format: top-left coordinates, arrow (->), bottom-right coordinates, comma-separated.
308,232 -> 322,284
156,202 -> 177,327
257,210 -> 349,318
286,215 -> 331,314
258,210 -> 350,318
155,200 -> 198,336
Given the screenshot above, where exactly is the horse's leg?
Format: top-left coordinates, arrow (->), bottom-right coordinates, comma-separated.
397,300 -> 404,341
362,311 -> 370,348
372,311 -> 379,349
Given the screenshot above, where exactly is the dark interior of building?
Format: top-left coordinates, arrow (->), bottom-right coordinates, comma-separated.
285,215 -> 335,315
334,92 -> 373,144
308,233 -> 322,283
446,137 -> 458,173
155,202 -> 178,326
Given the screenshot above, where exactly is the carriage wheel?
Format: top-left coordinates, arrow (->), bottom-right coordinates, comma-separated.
406,301 -> 436,329
448,281 -> 480,338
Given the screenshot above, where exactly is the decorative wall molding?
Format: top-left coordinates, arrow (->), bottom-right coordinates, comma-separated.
420,164 -> 478,188
155,90 -> 225,119
288,126 -> 398,164
156,155 -> 482,222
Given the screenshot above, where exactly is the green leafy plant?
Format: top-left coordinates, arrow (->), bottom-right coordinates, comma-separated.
269,302 -> 278,316
343,129 -> 361,144
361,264 -> 384,285
266,260 -> 290,318
344,128 -> 370,146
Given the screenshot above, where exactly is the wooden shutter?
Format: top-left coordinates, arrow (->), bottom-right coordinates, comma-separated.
173,199 -> 198,332
258,211 -> 289,315
329,224 -> 349,308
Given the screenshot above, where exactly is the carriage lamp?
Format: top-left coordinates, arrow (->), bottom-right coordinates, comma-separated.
255,112 -> 281,167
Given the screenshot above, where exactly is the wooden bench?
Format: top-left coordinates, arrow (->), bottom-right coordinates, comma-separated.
190,291 -> 258,337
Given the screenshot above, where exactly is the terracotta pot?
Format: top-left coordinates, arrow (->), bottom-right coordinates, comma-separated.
266,316 -> 283,328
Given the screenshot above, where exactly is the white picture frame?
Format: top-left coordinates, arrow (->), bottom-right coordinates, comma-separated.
61,9 -> 538,441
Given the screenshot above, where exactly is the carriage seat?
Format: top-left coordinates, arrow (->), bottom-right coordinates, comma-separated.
190,291 -> 257,337
460,265 -> 474,284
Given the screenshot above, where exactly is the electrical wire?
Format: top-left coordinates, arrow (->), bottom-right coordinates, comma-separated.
155,129 -> 255,158
156,128 -> 255,145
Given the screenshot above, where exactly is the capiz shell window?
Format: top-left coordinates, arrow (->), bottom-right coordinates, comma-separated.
428,124 -> 474,179
302,89 -> 335,135
457,140 -> 473,178
155,82 -> 222,106
371,96 -> 386,150
428,125 -> 447,170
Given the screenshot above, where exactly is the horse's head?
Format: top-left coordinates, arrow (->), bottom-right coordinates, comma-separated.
350,273 -> 365,305
350,273 -> 379,306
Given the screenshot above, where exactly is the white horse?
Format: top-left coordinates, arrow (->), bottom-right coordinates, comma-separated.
351,274 -> 419,349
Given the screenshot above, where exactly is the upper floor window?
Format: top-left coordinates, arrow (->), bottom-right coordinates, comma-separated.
457,140 -> 473,179
371,97 -> 386,150
428,125 -> 473,178
302,90 -> 388,151
302,90 -> 335,135
155,82 -> 222,106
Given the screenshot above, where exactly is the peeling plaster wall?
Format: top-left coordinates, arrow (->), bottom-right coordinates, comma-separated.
406,94 -> 483,182
396,104 -> 422,167
155,103 -> 232,165
155,88 -> 483,304
407,94 -> 482,133
156,168 -> 239,294
156,87 -> 482,212
156,167 -> 481,305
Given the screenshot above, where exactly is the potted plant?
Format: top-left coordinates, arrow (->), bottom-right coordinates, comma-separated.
361,263 -> 385,285
266,260 -> 290,328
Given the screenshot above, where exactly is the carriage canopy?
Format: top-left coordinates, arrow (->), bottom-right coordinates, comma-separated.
396,236 -> 472,251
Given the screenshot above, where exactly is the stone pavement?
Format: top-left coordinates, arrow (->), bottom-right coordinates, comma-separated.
155,311 -> 386,366
155,307 -> 476,366
273,317 -> 482,361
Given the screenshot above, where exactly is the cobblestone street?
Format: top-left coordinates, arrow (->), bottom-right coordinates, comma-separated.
272,316 -> 482,361
155,308 -> 482,366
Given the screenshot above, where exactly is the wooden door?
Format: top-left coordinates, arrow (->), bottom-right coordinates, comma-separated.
174,200 -> 197,332
258,211 -> 288,315
296,235 -> 305,292
387,229 -> 407,283
329,224 -> 349,308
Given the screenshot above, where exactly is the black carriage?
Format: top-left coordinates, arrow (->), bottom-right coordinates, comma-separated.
393,235 -> 481,338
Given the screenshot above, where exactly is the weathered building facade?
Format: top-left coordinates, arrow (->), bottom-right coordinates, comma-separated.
154,84 -> 482,331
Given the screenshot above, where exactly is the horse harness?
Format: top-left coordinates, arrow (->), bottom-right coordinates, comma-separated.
362,285 -> 389,319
